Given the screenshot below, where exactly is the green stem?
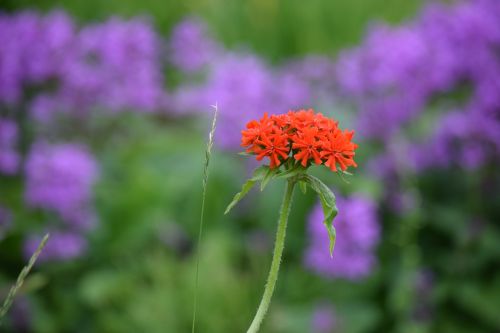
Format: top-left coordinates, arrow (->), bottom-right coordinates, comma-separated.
247,179 -> 296,333
0,233 -> 49,325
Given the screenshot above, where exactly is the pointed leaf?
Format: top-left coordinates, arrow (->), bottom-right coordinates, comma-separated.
224,166 -> 269,214
300,174 -> 338,257
260,167 -> 279,191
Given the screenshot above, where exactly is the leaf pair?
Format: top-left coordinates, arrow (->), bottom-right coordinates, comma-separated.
224,165 -> 306,214
225,166 -> 338,257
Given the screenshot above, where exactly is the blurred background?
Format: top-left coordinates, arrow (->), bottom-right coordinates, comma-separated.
1,0 -> 500,332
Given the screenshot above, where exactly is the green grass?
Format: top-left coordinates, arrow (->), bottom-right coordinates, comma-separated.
0,233 -> 49,325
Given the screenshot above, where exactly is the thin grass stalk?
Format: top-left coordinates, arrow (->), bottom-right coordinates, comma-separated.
0,233 -> 50,325
191,104 -> 218,333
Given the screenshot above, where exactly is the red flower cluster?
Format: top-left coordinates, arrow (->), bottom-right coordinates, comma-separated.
241,109 -> 358,171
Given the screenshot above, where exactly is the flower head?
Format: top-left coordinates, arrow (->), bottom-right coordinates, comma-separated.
292,127 -> 323,167
253,131 -> 290,169
320,128 -> 358,172
241,109 -> 358,171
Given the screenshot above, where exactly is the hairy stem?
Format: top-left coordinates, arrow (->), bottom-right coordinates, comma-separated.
247,179 -> 296,333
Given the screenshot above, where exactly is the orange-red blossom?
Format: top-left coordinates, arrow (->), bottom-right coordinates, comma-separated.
241,109 -> 358,171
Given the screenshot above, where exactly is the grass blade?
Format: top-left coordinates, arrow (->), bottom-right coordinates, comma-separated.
0,233 -> 49,325
191,103 -> 218,333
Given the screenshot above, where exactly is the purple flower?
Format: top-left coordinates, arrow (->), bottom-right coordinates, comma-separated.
0,11 -> 75,105
54,16 -> 165,114
282,55 -> 337,102
311,302 -> 338,333
304,195 -> 380,280
0,11 -> 167,118
29,94 -> 58,122
336,24 -> 431,140
337,0 -> 500,149
0,119 -> 20,174
173,52 -> 309,148
411,107 -> 500,171
367,144 -> 419,214
24,231 -> 87,262
25,142 -> 98,229
168,17 -> 220,73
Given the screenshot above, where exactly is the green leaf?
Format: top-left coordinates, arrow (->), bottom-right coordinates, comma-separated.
224,166 -> 269,214
300,174 -> 338,257
260,167 -> 279,191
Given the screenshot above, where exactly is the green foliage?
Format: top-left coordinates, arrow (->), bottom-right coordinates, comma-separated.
225,165 -> 270,215
225,163 -> 307,214
299,174 -> 338,257
1,115 -> 500,333
2,1 -> 500,333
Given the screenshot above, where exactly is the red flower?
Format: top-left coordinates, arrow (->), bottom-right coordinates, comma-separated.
240,109 -> 358,172
253,132 -> 290,168
290,109 -> 316,130
320,129 -> 358,171
270,113 -> 293,130
241,113 -> 274,153
292,127 -> 323,167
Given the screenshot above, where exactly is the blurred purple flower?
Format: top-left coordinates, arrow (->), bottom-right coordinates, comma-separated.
168,17 -> 220,73
337,0 -> 500,156
173,52 -> 309,148
0,11 -> 166,118
0,11 -> 74,105
53,16 -> 165,115
24,231 -> 87,262
29,94 -> 58,122
0,119 -> 20,174
367,146 -> 419,214
336,24 -> 431,140
25,142 -> 98,229
304,195 -> 380,280
282,55 -> 337,102
411,107 -> 500,171
311,302 -> 337,333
